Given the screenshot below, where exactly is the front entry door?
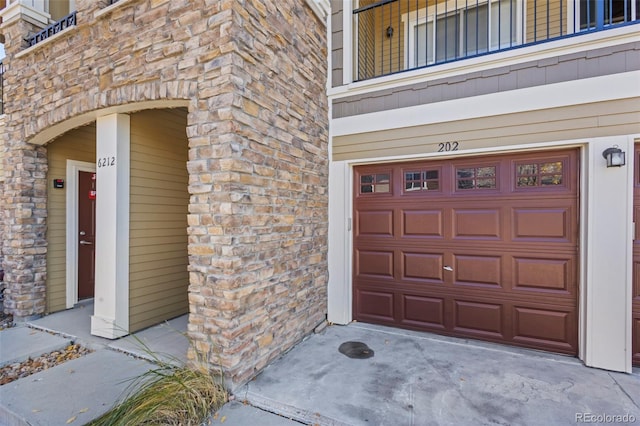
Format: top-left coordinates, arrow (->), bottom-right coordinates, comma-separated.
78,171 -> 96,300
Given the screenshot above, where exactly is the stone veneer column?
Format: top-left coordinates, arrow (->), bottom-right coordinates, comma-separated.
91,114 -> 130,338
186,0 -> 329,387
1,143 -> 48,320
0,0 -> 52,322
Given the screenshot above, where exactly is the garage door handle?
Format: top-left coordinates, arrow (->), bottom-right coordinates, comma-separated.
443,266 -> 453,272
79,240 -> 93,245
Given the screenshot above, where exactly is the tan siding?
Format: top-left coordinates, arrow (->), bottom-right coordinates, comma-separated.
526,0 -> 567,42
333,98 -> 640,161
45,124 -> 96,312
48,0 -> 70,21
129,108 -> 189,333
357,0 -> 376,80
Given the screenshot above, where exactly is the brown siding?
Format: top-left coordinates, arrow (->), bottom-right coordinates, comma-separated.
46,124 -> 96,312
333,98 -> 640,161
333,41 -> 640,119
128,108 -> 189,332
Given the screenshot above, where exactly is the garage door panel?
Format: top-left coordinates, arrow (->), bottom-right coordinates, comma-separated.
512,256 -> 572,294
402,209 -> 444,237
453,209 -> 501,240
354,148 -> 578,356
512,306 -> 576,353
357,210 -> 394,237
512,207 -> 572,242
453,255 -> 502,288
453,300 -> 504,337
401,294 -> 446,329
356,250 -> 394,278
403,252 -> 444,282
356,289 -> 395,321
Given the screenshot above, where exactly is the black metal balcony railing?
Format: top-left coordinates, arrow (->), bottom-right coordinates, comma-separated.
0,62 -> 4,115
354,0 -> 640,81
25,11 -> 77,48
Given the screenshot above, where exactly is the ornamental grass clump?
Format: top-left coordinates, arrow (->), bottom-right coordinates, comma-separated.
88,334 -> 227,426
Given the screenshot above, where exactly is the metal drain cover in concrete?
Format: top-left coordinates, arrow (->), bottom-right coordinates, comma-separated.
339,341 -> 374,359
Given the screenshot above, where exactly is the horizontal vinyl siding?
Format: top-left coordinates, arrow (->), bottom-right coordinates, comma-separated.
48,0 -> 70,21
129,108 -> 188,332
333,97 -> 640,160
526,0 -> 567,42
46,124 -> 96,312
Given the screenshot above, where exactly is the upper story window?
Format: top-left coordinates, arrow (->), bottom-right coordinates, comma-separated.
580,0 -> 637,30
353,0 -> 640,81
404,0 -> 518,68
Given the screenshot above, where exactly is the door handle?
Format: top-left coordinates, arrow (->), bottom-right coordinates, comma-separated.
79,240 -> 93,245
443,266 -> 453,272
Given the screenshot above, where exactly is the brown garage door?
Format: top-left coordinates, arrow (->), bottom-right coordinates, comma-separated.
354,149 -> 579,355
632,144 -> 640,366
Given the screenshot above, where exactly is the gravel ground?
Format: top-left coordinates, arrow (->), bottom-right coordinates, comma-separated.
0,310 -> 93,386
0,312 -> 13,330
0,342 -> 93,386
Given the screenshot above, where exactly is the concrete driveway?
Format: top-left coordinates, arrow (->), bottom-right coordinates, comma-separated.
237,322 -> 640,426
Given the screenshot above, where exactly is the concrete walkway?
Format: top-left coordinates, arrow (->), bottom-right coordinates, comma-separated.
0,303 -> 297,425
2,304 -> 639,425
238,323 -> 640,426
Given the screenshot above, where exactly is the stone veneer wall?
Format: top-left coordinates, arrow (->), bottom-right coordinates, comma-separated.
0,180 -> 3,280
0,0 -> 328,386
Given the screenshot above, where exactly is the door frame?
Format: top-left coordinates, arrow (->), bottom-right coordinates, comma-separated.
65,160 -> 97,309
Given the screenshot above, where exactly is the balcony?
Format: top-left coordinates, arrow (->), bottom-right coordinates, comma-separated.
353,0 -> 640,81
25,10 -> 75,47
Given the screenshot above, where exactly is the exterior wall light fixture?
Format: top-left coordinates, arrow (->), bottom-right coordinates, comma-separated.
602,146 -> 626,167
386,26 -> 394,38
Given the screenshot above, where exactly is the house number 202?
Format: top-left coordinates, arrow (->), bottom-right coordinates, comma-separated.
97,157 -> 115,168
438,142 -> 459,152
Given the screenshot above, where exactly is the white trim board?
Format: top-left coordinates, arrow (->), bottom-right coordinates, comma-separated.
65,160 -> 96,309
332,71 -> 640,138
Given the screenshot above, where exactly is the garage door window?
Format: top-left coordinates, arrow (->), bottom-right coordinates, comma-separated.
516,161 -> 563,188
456,166 -> 496,190
404,169 -> 440,192
360,173 -> 391,194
